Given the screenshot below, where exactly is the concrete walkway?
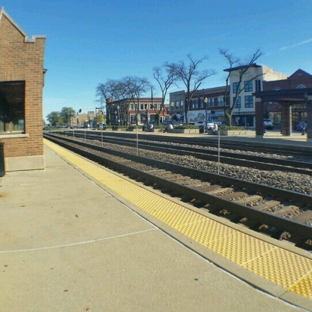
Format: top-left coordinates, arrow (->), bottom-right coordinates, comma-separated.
0,144 -> 308,311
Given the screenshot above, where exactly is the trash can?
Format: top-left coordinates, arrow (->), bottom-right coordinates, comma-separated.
199,126 -> 204,134
0,142 -> 4,177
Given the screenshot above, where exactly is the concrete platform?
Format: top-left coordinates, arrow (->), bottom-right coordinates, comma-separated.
0,142 -> 310,311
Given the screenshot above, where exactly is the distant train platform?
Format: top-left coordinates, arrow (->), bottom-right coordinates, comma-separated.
0,139 -> 311,311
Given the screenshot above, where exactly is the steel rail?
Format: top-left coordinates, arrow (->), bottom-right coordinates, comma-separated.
44,133 -> 312,241
59,131 -> 312,175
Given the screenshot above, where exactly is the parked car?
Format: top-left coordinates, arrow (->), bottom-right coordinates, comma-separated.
295,121 -> 307,132
189,120 -> 215,130
161,120 -> 171,126
263,119 -> 273,130
211,119 -> 222,127
161,120 -> 182,127
98,124 -> 106,130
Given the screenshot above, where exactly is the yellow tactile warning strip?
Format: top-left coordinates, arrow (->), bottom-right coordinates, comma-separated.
44,139 -> 312,300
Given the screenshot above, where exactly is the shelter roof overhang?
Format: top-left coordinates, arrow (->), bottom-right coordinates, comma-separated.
253,88 -> 312,102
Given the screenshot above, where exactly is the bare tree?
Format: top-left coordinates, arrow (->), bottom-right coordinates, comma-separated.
166,54 -> 216,124
220,48 -> 263,126
96,79 -> 129,125
122,76 -> 150,125
152,65 -> 178,124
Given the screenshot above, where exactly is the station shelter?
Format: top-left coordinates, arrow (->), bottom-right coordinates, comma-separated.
0,8 -> 46,172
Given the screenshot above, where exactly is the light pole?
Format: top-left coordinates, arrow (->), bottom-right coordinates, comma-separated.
204,97 -> 208,133
117,105 -> 120,125
170,102 -> 175,118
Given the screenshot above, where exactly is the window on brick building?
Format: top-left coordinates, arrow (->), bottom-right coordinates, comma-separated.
244,81 -> 253,92
233,82 -> 240,93
0,81 -> 25,134
217,96 -> 223,106
235,96 -> 241,108
199,97 -> 204,108
297,85 -> 306,89
244,95 -> 254,108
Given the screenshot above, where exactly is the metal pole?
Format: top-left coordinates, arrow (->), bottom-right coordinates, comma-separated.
218,129 -> 220,174
204,97 -> 208,133
136,124 -> 139,155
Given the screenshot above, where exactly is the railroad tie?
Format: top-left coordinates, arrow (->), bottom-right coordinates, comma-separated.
254,200 -> 280,211
274,205 -> 299,216
235,195 -> 263,205
207,187 -> 233,195
292,210 -> 312,223
220,191 -> 248,200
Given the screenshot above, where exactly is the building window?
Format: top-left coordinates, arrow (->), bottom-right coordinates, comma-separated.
297,85 -> 306,89
180,100 -> 184,107
130,104 -> 134,110
235,96 -> 241,108
190,98 -> 198,109
233,82 -> 239,93
0,81 -> 25,134
217,96 -> 223,106
199,97 -> 204,108
130,115 -> 136,124
140,104 -> 143,110
208,98 -> 214,107
244,95 -> 254,108
244,81 -> 253,92
255,80 -> 261,91
190,98 -> 197,109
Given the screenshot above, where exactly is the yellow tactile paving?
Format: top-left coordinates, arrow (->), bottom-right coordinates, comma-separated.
44,139 -> 312,300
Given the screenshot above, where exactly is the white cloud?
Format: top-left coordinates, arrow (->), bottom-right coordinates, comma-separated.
280,38 -> 312,51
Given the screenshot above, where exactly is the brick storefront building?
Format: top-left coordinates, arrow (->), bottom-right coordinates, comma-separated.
107,97 -> 168,125
254,69 -> 312,139
0,8 -> 46,171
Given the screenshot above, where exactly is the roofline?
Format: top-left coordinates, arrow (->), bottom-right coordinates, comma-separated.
223,63 -> 261,72
0,7 -> 46,42
253,88 -> 312,100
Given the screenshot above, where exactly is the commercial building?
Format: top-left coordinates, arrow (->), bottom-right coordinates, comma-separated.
224,64 -> 287,128
0,8 -> 46,172
169,87 -> 229,124
254,69 -> 312,139
106,97 -> 169,125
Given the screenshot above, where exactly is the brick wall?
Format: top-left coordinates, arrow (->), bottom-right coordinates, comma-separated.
0,11 -> 46,166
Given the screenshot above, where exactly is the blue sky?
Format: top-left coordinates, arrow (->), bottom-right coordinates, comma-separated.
2,0 -> 312,120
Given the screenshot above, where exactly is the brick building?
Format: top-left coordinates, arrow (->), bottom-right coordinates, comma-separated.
262,69 -> 312,125
254,69 -> 312,139
169,86 -> 229,124
0,8 -> 46,171
224,64 -> 287,128
107,97 -> 168,125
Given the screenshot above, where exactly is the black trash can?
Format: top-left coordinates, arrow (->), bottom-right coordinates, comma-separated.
199,125 -> 204,134
0,142 -> 4,177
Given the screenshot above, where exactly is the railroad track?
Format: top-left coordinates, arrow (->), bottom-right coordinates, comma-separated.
44,133 -> 312,251
57,130 -> 312,176
62,129 -> 311,158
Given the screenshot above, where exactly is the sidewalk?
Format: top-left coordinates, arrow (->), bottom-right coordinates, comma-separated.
0,144 -> 307,311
